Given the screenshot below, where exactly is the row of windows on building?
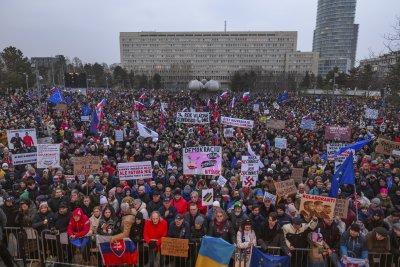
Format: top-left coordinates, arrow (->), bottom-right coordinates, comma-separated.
121,43 -> 295,48
121,37 -> 295,43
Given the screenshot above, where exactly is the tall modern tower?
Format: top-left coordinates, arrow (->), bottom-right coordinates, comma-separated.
313,0 -> 358,77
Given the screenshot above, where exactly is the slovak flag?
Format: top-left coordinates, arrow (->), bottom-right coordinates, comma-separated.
135,100 -> 146,110
220,91 -> 228,100
160,105 -> 167,129
97,98 -> 107,119
242,92 -> 250,102
206,99 -> 211,111
139,93 -> 147,101
97,236 -> 138,266
215,96 -> 219,110
230,97 -> 236,109
303,113 -> 311,120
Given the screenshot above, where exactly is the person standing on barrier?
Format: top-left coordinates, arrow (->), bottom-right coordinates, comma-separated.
0,207 -> 14,267
144,211 -> 168,267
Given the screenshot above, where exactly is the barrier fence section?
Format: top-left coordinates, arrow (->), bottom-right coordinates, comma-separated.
3,227 -> 399,267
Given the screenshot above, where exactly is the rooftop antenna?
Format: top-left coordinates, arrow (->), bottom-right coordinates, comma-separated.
224,20 -> 227,32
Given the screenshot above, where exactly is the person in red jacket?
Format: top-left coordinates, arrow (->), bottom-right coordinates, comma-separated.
187,191 -> 207,215
67,208 -> 90,239
144,211 -> 168,266
172,189 -> 187,215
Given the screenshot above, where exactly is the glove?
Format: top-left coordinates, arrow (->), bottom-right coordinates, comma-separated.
261,243 -> 267,251
149,240 -> 157,249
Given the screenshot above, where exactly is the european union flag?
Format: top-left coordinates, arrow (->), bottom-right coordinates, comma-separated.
329,153 -> 355,198
250,247 -> 290,267
277,91 -> 289,103
230,156 -> 237,169
66,96 -> 73,105
48,89 -> 63,104
89,109 -> 99,134
82,105 -> 91,116
333,138 -> 374,156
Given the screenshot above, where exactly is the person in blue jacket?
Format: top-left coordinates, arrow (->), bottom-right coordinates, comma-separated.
340,223 -> 369,265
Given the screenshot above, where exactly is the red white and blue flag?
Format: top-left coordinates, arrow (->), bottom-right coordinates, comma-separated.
340,257 -> 367,267
230,97 -> 236,109
96,98 -> 107,119
220,91 -> 228,100
135,100 -> 146,110
97,236 -> 138,266
242,92 -> 250,102
139,93 -> 147,101
207,99 -> 211,111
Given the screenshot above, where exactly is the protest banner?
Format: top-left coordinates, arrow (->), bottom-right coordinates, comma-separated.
365,108 -> 378,119
11,153 -> 37,165
64,175 -> 76,185
201,188 -> 214,206
324,126 -> 351,142
264,109 -> 269,115
274,179 -> 297,196
161,237 -> 189,258
274,138 -> 287,149
221,116 -> 254,129
375,138 -> 400,157
223,128 -> 235,138
37,144 -> 60,168
183,146 -> 222,175
300,119 -> 316,130
326,143 -> 347,161
266,119 -> 285,130
217,175 -> 227,187
299,194 -> 336,220
115,130 -> 124,142
263,192 -> 276,205
290,168 -> 304,183
7,128 -> 37,150
37,137 -> 53,144
241,156 -> 259,187
117,161 -> 153,180
73,131 -> 84,143
176,112 -> 209,124
334,198 -> 349,218
253,104 -> 260,112
74,156 -> 101,176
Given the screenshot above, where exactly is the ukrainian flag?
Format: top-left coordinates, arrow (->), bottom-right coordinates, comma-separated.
195,236 -> 235,267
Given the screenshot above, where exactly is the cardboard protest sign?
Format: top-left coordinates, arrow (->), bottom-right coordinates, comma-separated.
223,128 -> 235,138
74,156 -> 101,176
274,179 -> 297,196
183,146 -> 222,175
221,116 -> 254,129
300,119 -> 316,130
117,161 -> 153,180
266,119 -> 285,130
290,168 -> 304,183
334,198 -> 349,218
324,126 -> 351,142
37,144 -> 60,168
56,103 -> 67,112
299,194 -> 336,220
274,138 -> 287,149
365,108 -> 378,119
263,192 -> 276,205
375,138 -> 400,157
201,188 -> 214,206
161,237 -> 189,258
74,131 -> 84,143
115,130 -> 124,142
176,112 -> 209,124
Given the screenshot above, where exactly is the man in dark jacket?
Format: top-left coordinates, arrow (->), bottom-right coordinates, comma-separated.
167,214 -> 190,267
390,223 -> 400,263
0,195 -> 18,227
316,218 -> 341,267
54,201 -> 71,233
258,212 -> 290,256
184,203 -> 208,229
147,190 -> 162,214
276,204 -> 292,226
158,197 -> 178,226
0,207 -> 14,267
248,205 -> 266,237
230,201 -> 249,233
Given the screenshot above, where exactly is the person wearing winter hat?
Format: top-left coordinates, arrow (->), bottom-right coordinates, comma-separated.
171,188 -> 187,215
366,209 -> 389,231
366,226 -> 390,264
276,203 -> 292,226
378,187 -> 394,217
230,201 -> 249,233
340,223 -> 368,263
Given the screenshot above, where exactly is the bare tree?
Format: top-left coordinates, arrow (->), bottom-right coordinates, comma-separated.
384,16 -> 400,52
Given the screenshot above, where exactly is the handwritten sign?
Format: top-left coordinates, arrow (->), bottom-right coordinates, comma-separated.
74,156 -> 101,176
176,112 -> 210,124
274,138 -> 287,149
290,168 -> 304,183
161,237 -> 189,258
274,179 -> 297,196
375,138 -> 400,157
334,198 -> 349,218
183,146 -> 222,175
266,119 -> 285,130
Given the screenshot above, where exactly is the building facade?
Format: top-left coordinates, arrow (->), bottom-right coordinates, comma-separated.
312,0 -> 358,77
359,51 -> 400,80
120,31 -> 318,89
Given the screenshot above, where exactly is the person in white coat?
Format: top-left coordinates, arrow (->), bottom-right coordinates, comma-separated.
236,219 -> 257,267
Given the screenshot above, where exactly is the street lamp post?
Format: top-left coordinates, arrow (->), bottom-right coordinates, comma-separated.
105,76 -> 109,89
24,73 -> 29,91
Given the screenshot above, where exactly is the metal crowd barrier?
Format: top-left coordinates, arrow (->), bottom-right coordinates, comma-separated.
3,227 -> 399,267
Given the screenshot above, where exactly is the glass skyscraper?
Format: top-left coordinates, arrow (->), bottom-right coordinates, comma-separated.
312,0 -> 358,77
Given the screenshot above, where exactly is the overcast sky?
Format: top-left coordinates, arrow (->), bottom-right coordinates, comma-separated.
0,0 -> 398,65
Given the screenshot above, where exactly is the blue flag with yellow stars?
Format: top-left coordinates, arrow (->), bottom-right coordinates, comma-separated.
329,153 -> 355,198
250,247 -> 290,267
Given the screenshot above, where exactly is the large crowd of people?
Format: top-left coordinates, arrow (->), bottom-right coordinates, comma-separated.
0,88 -> 399,267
